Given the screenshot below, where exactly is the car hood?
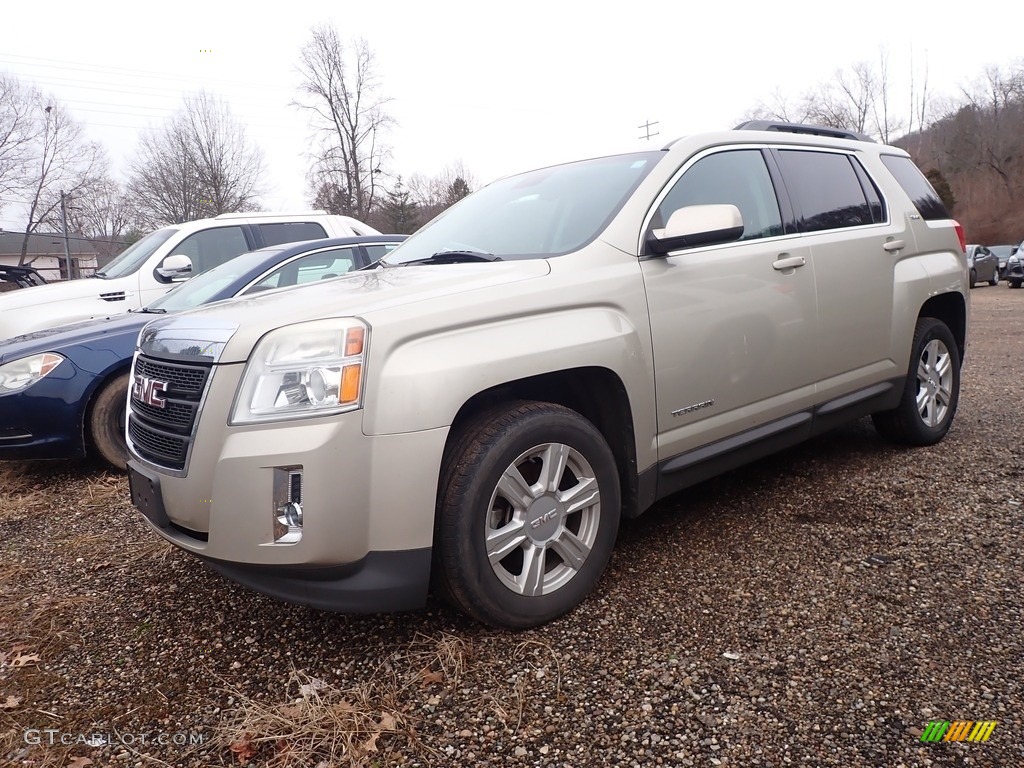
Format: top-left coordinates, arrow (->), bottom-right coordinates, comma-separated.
0,276 -> 123,310
0,311 -> 153,365
140,261 -> 552,364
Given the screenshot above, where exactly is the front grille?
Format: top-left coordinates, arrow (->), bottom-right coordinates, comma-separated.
134,357 -> 208,395
129,355 -> 213,471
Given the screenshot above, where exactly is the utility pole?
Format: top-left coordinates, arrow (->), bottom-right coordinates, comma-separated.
638,120 -> 660,141
60,190 -> 73,280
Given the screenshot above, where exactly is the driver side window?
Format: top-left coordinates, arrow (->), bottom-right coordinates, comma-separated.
170,226 -> 249,274
655,150 -> 783,242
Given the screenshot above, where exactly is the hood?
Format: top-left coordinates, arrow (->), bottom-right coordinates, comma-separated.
141,261 -> 551,364
0,311 -> 150,365
0,276 -> 122,310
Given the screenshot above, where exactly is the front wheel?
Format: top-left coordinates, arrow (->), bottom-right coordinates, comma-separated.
989,269 -> 999,286
435,401 -> 621,629
1010,280 -> 1022,289
88,372 -> 130,471
969,269 -> 977,288
872,318 -> 960,446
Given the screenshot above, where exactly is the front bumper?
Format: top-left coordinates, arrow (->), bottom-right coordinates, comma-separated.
127,371 -> 449,612
0,376 -> 94,460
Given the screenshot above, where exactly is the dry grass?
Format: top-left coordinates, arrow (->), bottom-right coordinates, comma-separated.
221,667 -> 408,767
214,632 -> 479,767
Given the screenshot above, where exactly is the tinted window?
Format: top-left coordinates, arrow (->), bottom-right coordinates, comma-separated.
171,226 -> 249,274
243,246 -> 360,294
364,242 -> 401,262
777,150 -> 874,232
879,155 -> 950,221
259,222 -> 328,247
655,150 -> 783,241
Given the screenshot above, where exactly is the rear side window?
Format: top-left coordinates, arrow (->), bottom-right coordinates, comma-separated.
259,222 -> 328,247
879,155 -> 951,221
776,150 -> 879,232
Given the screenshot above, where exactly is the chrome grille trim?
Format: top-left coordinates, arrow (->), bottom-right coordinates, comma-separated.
126,351 -> 214,476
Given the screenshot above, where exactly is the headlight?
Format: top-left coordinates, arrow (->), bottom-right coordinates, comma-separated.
1010,256 -> 1021,266
0,352 -> 64,394
230,319 -> 368,425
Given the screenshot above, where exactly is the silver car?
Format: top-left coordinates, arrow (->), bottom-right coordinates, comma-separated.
965,244 -> 1000,286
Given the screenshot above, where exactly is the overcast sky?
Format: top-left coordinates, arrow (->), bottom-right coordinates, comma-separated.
1,0 -> 1019,232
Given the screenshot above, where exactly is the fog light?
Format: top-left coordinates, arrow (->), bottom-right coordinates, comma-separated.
272,466 -> 303,543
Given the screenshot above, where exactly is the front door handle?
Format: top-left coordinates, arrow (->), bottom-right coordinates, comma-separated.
772,255 -> 806,271
883,239 -> 906,253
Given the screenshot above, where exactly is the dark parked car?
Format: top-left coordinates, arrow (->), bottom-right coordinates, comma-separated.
0,265 -> 48,292
988,244 -> 1017,279
965,244 -> 999,287
0,235 -> 405,469
1007,244 -> 1024,288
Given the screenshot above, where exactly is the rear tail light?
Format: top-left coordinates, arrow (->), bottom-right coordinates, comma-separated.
953,221 -> 966,254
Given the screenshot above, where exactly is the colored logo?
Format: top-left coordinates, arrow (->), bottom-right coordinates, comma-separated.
920,720 -> 997,743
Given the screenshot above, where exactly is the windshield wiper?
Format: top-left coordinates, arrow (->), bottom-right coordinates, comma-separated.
397,250 -> 500,266
136,307 -> 167,314
91,272 -> 108,279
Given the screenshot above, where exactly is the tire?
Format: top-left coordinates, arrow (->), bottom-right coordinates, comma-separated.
1010,280 -> 1022,289
88,372 -> 130,471
990,269 -> 999,286
872,318 -> 960,446
435,400 -> 620,629
969,269 -> 976,288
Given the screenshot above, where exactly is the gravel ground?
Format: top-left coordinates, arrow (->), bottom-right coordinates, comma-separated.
2,284 -> 1022,768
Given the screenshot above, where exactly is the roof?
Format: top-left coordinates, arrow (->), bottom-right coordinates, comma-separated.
0,231 -> 100,258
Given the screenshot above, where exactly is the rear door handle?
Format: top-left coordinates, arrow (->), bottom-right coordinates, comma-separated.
883,239 -> 906,253
772,255 -> 806,271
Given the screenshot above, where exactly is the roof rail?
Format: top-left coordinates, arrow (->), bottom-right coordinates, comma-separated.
733,120 -> 876,143
213,210 -> 331,220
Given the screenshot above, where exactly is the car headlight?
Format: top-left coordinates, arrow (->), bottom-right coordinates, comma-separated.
1010,256 -> 1021,266
0,352 -> 64,394
230,319 -> 368,425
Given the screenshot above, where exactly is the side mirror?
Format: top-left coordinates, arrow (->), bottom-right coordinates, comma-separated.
157,254 -> 193,282
647,204 -> 745,255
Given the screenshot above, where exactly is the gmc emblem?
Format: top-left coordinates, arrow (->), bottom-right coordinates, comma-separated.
132,374 -> 169,409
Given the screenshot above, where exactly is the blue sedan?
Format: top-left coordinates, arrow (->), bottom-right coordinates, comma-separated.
0,235 -> 405,469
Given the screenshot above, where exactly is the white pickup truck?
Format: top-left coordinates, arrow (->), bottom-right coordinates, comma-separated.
0,212 -> 377,341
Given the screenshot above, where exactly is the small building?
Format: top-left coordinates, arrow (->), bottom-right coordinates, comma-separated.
0,231 -> 100,281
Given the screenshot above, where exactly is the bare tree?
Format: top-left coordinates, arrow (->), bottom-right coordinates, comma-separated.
0,73 -> 38,203
744,52 -> 907,142
294,26 -> 394,221
18,101 -> 107,264
128,91 -> 265,226
66,176 -> 143,260
406,162 -> 478,223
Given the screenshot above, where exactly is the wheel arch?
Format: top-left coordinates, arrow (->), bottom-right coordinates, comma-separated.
918,291 -> 967,363
81,363 -> 132,455
443,366 -> 644,520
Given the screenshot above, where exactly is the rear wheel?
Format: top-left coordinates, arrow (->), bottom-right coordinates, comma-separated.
872,318 -> 960,446
88,373 -> 129,471
435,401 -> 620,629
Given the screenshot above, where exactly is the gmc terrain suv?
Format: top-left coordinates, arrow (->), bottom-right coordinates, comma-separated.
127,122 -> 968,629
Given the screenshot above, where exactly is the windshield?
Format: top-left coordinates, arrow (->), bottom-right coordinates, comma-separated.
382,151 -> 661,265
146,247 -> 284,312
96,228 -> 178,279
